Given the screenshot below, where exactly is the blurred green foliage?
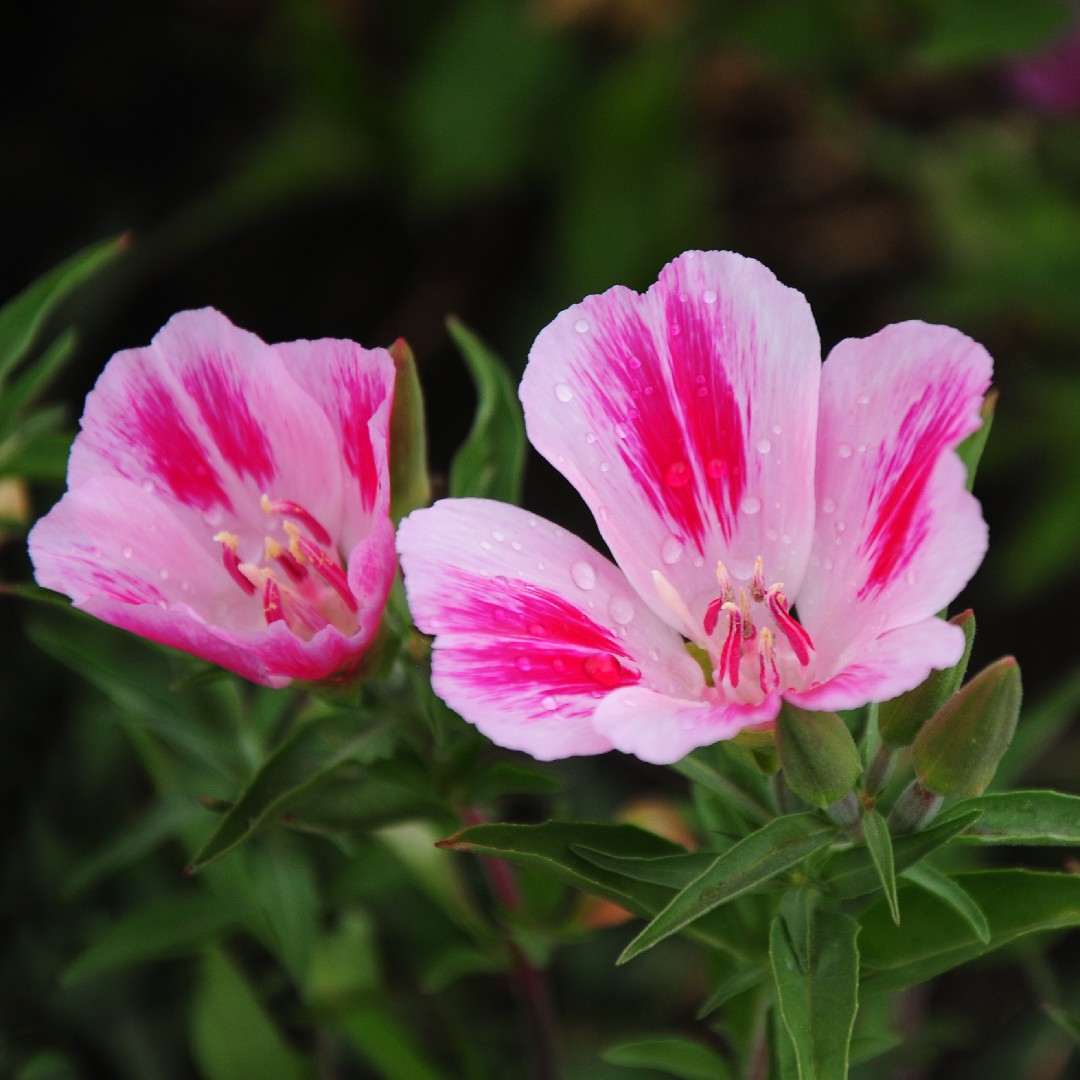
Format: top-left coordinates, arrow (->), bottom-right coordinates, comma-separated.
6,1 -> 1080,1078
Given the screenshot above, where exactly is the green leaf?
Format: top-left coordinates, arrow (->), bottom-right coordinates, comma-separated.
957,392 -> 996,492
618,814 -> 839,964
305,911 -> 380,1015
0,331 -> 75,439
862,810 -> 900,926
775,704 -> 862,808
673,747 -> 773,825
436,820 -> 749,958
859,870 -> 1080,994
780,887 -> 816,973
0,428 -> 74,481
469,760 -> 563,801
341,1006 -> 454,1080
770,909 -> 860,1080
821,809 -> 981,901
697,965 -> 767,1019
901,863 -> 990,944
939,790 -> 1080,845
0,234 -> 126,381
1044,1005 -> 1080,1046
573,846 -> 717,889
447,317 -> 525,503
185,712 -> 393,873
191,946 -> 310,1080
602,1036 -> 733,1079
64,894 -> 245,985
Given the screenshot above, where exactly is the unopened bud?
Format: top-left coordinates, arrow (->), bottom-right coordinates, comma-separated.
878,610 -> 975,748
387,338 -> 431,522
776,703 -> 863,809
914,657 -> 1022,797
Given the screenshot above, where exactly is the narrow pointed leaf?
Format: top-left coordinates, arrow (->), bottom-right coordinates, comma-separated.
1044,1005 -> 1080,1046
859,870 -> 1080,994
822,810 -> 981,900
619,814 -> 839,964
862,810 -> 900,925
603,1036 -> 733,1079
770,910 -> 860,1080
939,790 -> 1080,845
0,233 -> 126,380
447,317 -> 525,503
0,331 -> 76,438
697,965 -> 766,1018
901,863 -> 990,944
956,390 -> 996,491
186,714 -> 394,873
780,887 -> 816,973
387,338 -> 430,522
573,846 -> 717,889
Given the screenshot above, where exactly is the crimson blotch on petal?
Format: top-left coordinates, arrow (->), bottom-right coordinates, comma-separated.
30,309 -> 397,688
398,251 -> 992,764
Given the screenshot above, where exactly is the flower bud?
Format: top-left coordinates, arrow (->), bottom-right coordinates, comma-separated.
388,338 -> 431,522
877,610 -> 975,748
776,702 -> 863,809
913,657 -> 1022,797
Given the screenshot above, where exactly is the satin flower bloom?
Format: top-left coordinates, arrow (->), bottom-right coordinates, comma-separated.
398,252 -> 992,765
30,309 -> 396,688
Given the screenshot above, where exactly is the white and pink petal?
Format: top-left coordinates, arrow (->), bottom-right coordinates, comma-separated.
397,498 -> 705,760
796,321 -> 992,678
521,250 -> 821,641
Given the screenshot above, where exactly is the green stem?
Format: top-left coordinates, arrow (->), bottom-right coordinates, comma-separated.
888,780 -> 943,834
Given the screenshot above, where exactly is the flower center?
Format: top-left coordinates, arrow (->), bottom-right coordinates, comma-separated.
215,495 -> 356,638
653,555 -> 814,702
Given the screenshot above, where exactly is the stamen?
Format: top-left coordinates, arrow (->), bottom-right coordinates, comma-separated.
767,586 -> 814,666
758,627 -> 780,694
715,561 -> 734,604
265,537 -> 307,583
215,531 -> 256,595
738,587 -> 755,639
260,494 -> 332,547
703,597 -> 724,636
263,576 -> 285,625
293,534 -> 358,612
719,602 -> 743,688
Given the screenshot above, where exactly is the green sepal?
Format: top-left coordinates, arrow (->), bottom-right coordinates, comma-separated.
957,391 -> 996,492
387,337 -> 431,522
776,703 -> 862,808
914,657 -> 1022,797
878,610 -> 976,747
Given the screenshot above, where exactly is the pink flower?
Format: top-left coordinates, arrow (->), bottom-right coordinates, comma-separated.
398,252 -> 992,764
30,309 -> 396,688
1005,17 -> 1080,113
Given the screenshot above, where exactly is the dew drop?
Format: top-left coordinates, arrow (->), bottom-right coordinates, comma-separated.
492,530 -> 505,542
516,656 -> 532,672
480,540 -> 493,551
536,562 -> 545,571
696,386 -> 708,397
838,444 -> 853,459
706,458 -> 726,479
599,461 -> 611,473
781,534 -> 792,545
554,382 -> 573,403
822,497 -> 837,514
574,318 -> 589,334
628,355 -> 642,369
583,652 -> 623,688
855,393 -> 870,405
585,431 -> 597,444
180,580 -> 190,592
597,505 -> 610,522
740,494 -> 762,515
702,289 -> 718,304
121,545 -> 133,559
541,695 -> 558,711
905,569 -> 917,585
836,521 -> 846,532
570,560 -> 597,590
823,557 -> 834,571
756,437 -> 772,454
511,540 -> 522,551
614,422 -> 629,440
158,568 -> 170,581
553,657 -> 567,672
692,555 -> 705,568
766,528 -> 779,542
609,596 -> 635,625
141,480 -> 155,494
660,535 -> 684,565
528,517 -> 539,527
665,461 -> 691,487
671,324 -> 681,336
772,424 -> 782,435
678,291 -> 690,303
527,621 -> 545,637
648,647 -> 661,662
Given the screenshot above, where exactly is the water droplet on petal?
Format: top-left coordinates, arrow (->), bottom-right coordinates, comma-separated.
536,562 -> 545,571
511,540 -> 522,551
599,461 -> 611,473
583,652 -> 623,688
905,569 -> 917,585
823,557 -> 834,571
740,495 -> 762,515
570,560 -> 597,590
706,458 -> 726,479
541,695 -> 558,711
609,596 -> 635,624
574,318 -> 589,334
772,424 -> 782,435
648,647 -> 661,662
822,497 -> 837,514
855,393 -> 870,405
781,534 -> 792,545
121,545 -> 133,559
480,540 -> 493,550
614,422 -> 628,439
554,383 -> 573,403
516,656 -> 532,672
597,505 -> 610,521
766,528 -> 779,542
756,438 -> 772,454
702,289 -> 718,304
585,431 -> 597,444
180,580 -> 190,592
665,461 -> 691,487
660,535 -> 684,565
553,657 -> 567,672
158,569 -> 169,581
838,444 -> 853,459
141,480 -> 154,494
492,530 -> 505,542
